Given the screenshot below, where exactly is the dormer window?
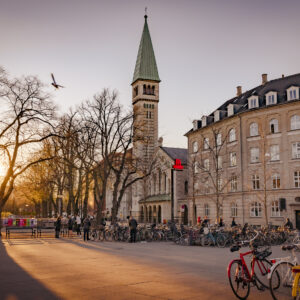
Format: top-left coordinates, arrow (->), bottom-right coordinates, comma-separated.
266,91 -> 277,105
214,110 -> 220,122
202,116 -> 207,127
228,104 -> 234,116
248,96 -> 259,109
287,86 -> 299,101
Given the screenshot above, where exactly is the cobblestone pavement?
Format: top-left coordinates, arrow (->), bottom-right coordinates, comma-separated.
0,236 -> 284,300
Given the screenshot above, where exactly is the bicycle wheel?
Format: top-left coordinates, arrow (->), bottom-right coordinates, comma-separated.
228,259 -> 250,300
252,258 -> 273,289
216,234 -> 226,248
270,261 -> 294,300
106,231 -> 113,241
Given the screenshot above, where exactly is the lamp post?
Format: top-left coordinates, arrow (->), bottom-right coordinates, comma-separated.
171,159 -> 184,223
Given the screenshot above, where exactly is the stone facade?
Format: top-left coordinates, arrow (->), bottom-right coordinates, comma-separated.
185,74 -> 300,229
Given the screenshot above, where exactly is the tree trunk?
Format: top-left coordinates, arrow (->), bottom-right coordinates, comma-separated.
83,173 -> 89,219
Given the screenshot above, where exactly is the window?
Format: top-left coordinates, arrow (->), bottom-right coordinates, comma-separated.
194,162 -> 199,174
184,181 -> 188,195
252,174 -> 260,190
143,84 -> 146,94
294,171 -> 300,188
291,115 -> 300,130
231,202 -> 238,217
271,200 -> 281,217
204,203 -> 210,217
216,133 -> 222,146
250,122 -> 258,136
287,87 -> 299,101
151,86 -> 155,95
229,128 -> 236,142
134,86 -> 138,96
292,142 -> 300,159
270,119 -> 279,134
230,175 -> 237,192
204,159 -> 210,171
217,178 -> 222,191
250,202 -> 262,217
230,152 -> 237,167
192,141 -> 198,153
266,92 -> 277,105
270,145 -> 280,161
204,178 -> 209,194
248,96 -> 259,109
250,148 -> 260,163
272,174 -> 280,189
203,137 -> 209,150
217,156 -> 222,170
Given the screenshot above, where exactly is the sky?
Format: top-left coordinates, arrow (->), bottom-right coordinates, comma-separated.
1,0 -> 300,148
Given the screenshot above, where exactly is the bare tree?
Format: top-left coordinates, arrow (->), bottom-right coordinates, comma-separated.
192,126 -> 236,223
0,69 -> 56,227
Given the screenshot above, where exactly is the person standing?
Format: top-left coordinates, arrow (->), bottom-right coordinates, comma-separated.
231,217 -> 237,227
83,216 -> 91,241
76,214 -> 81,236
55,216 -> 61,238
129,216 -> 138,243
284,218 -> 293,230
68,216 -> 73,237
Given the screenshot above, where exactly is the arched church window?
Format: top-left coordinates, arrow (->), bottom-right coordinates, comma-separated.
143,84 -> 146,94
152,86 -> 155,95
147,85 -> 151,94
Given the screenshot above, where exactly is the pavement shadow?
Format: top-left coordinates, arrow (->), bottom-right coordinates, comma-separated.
0,239 -> 59,300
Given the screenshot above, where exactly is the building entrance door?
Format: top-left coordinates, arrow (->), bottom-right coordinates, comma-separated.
295,210 -> 300,230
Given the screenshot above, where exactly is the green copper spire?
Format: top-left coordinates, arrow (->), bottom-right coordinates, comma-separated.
132,14 -> 160,84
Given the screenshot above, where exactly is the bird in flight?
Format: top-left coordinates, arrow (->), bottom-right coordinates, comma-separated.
51,73 -> 65,89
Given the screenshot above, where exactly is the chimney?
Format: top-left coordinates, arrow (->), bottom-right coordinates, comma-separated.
236,86 -> 242,96
158,137 -> 163,147
282,74 -> 285,78
262,73 -> 268,85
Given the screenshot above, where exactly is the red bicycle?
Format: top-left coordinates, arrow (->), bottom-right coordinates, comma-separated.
227,231 -> 277,299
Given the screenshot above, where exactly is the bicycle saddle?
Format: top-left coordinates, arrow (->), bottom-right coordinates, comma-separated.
230,245 -> 241,252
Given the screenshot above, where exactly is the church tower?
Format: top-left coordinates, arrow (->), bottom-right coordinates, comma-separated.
132,13 -> 160,165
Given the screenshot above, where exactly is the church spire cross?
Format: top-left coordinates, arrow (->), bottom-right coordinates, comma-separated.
144,6 -> 148,18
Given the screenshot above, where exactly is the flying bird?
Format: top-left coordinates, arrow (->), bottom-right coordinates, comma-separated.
51,73 -> 65,89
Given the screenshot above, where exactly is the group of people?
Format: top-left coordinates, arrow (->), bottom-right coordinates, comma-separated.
55,214 -> 92,241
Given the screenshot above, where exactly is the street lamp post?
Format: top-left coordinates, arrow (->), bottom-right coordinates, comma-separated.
171,159 -> 184,223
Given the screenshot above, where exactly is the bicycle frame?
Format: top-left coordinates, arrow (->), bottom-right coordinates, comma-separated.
228,249 -> 269,282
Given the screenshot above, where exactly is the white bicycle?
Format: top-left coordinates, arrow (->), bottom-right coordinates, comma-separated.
268,244 -> 300,300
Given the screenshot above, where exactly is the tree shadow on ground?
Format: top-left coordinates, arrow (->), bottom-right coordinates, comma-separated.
0,239 -> 59,300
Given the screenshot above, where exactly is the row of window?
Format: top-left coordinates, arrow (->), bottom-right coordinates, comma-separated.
134,85 -> 156,97
192,115 -> 300,153
194,142 -> 300,172
202,200 -> 282,218
144,103 -> 155,109
195,171 -> 287,194
248,86 -> 299,109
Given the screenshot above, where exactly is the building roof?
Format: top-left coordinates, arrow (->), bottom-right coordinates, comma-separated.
132,15 -> 160,84
160,146 -> 188,165
187,73 -> 300,135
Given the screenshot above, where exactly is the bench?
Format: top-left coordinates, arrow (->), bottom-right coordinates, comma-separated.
5,227 -> 37,238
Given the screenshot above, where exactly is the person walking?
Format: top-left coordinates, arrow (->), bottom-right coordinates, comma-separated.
76,214 -> 81,236
83,216 -> 91,241
129,216 -> 138,243
55,216 -> 61,238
